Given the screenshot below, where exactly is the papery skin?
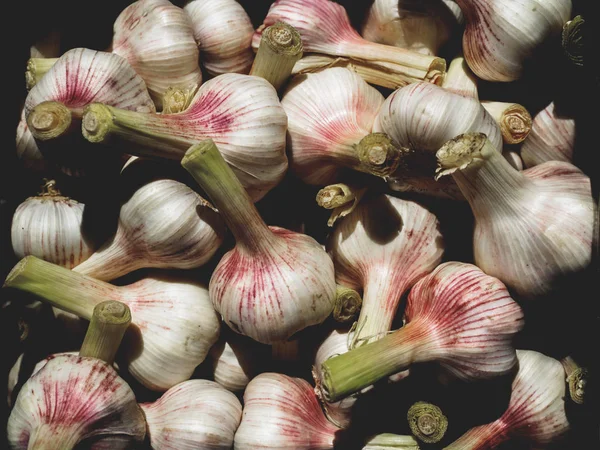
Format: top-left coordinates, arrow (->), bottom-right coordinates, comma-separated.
73,179 -> 224,281
456,0 -> 572,81
281,68 -> 385,185
234,373 -> 339,450
141,379 -> 242,450
7,354 -> 146,450
112,0 -> 203,109
184,0 -> 254,75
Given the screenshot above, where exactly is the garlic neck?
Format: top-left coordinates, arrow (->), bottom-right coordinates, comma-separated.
444,420 -> 506,450
26,424 -> 82,450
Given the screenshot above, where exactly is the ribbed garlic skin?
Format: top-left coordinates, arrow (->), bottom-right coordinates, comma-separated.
456,0 -> 572,82
521,102 -> 576,167
234,373 -> 339,450
73,179 -> 224,281
7,355 -> 146,450
281,68 -> 385,185
184,0 -> 254,75
11,196 -> 94,269
15,110 -> 46,172
141,380 -> 242,450
112,0 -> 203,109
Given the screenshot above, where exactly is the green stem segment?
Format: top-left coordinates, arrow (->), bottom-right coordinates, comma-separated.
407,402 -> 448,444
355,133 -> 403,178
333,285 -> 362,323
27,101 -> 78,141
25,57 -> 59,90
362,434 -> 420,450
79,301 -> 131,364
561,356 -> 587,405
181,139 -> 276,253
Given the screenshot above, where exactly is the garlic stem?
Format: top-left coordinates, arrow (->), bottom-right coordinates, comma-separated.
562,15 -> 584,67
356,132 -> 403,178
182,139 -> 275,253
407,401 -> 448,444
316,184 -> 356,209
363,433 -> 420,449
442,56 -> 479,99
333,285 -> 362,323
481,101 -> 532,145
161,84 -> 200,114
561,356 -> 587,404
25,58 -> 58,91
79,301 -> 131,365
250,22 -> 303,91
26,101 -> 79,141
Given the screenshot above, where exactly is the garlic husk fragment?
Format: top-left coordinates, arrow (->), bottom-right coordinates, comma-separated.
25,58 -> 58,91
73,179 -> 224,281
444,350 -> 570,449
456,0 -> 572,81
112,0 -> 202,110
481,101 -> 532,145
320,262 -> 524,403
521,101 -> 576,167
253,0 -> 447,87
436,132 -> 594,299
361,0 -> 462,56
7,354 -> 146,450
184,0 -> 255,76
329,194 -> 443,345
81,73 -> 288,202
141,379 -> 242,450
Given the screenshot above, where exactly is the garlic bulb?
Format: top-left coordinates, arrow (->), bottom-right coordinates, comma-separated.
282,68 -> 402,186
521,101 -> 576,167
329,194 -> 444,345
253,0 -> 447,87
182,140 -> 336,344
456,0 -> 572,81
73,179 -> 224,281
82,73 -> 288,201
5,257 -> 221,391
112,0 -> 202,110
141,380 -> 242,449
444,350 -> 570,449
436,133 -> 594,299
11,181 -> 94,269
7,354 -> 146,450
184,0 -> 254,76
319,262 -> 524,403
361,0 -> 462,55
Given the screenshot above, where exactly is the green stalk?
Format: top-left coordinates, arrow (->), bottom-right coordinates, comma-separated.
79,301 -> 131,364
26,101 -> 80,141
25,57 -> 59,90
333,285 -> 362,323
407,401 -> 448,444
363,434 -> 420,450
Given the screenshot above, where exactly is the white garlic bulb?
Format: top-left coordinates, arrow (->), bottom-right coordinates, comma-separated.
184,0 -> 254,76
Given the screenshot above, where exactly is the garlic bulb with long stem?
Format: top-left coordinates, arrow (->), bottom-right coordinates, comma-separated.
456,0 -> 572,82
81,73 -> 288,201
253,0 -> 447,87
436,132 -> 594,300
112,0 -> 202,110
72,178 -> 224,281
182,139 -> 336,344
141,379 -> 242,450
4,257 -> 221,391
444,350 -> 570,449
319,262 -> 524,403
184,0 -> 255,76
329,194 -> 444,345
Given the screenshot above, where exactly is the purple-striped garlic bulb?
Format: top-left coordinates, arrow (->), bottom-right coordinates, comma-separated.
319,262 -> 525,402
436,133 -> 594,300
444,350 -> 570,449
82,73 -> 288,201
329,194 -> 444,345
521,101 -> 576,167
112,0 -> 202,110
184,0 -> 254,76
141,380 -> 242,449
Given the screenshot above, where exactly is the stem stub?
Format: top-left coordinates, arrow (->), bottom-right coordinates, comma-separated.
27,101 -> 72,141
356,133 -> 403,178
82,103 -> 114,143
407,401 -> 448,444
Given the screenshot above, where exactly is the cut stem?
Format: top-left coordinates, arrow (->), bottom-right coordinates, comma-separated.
27,101 -> 77,141
333,285 -> 362,323
363,433 -> 420,450
442,56 -> 479,99
562,15 -> 584,67
561,356 -> 587,405
251,22 -> 303,91
407,401 -> 448,444
161,84 -> 200,114
355,133 -> 403,178
481,101 -> 532,144
316,184 -> 356,209
79,301 -> 132,364
25,57 -> 59,90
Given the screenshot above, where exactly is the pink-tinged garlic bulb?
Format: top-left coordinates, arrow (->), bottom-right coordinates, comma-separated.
374,82 -> 502,199
436,133 -> 594,300
282,68 -> 403,186
253,0 -> 447,86
182,140 -> 336,344
112,0 -> 202,110
320,262 -> 524,402
184,0 -> 254,75
329,194 -> 444,345
82,73 -> 288,201
456,0 -> 572,82
361,0 -> 463,56
521,101 -> 576,167
444,350 -> 570,449
141,380 -> 242,449
11,181 -> 94,269
7,354 -> 146,450
73,179 -> 224,281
